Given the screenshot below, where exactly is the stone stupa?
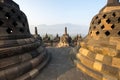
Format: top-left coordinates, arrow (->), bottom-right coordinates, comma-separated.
75,0 -> 120,80
43,33 -> 52,47
57,27 -> 72,47
72,34 -> 82,46
52,34 -> 60,47
0,0 -> 50,80
33,27 -> 42,42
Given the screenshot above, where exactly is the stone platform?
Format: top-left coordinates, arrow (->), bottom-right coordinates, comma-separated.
34,47 -> 95,80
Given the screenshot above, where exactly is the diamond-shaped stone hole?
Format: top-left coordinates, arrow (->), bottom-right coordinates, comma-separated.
118,31 -> 120,36
17,16 -> 21,20
92,21 -> 94,24
103,14 -> 106,18
96,31 -> 100,35
118,17 -> 120,23
105,31 -> 110,36
11,9 -> 16,13
12,21 -> 17,27
5,12 -> 10,19
111,24 -> 115,29
0,20 -> 3,26
19,28 -> 24,33
106,19 -> 111,24
101,25 -> 105,29
89,31 -> 92,35
96,16 -> 98,19
112,12 -> 116,17
6,27 -> 13,34
93,26 -> 96,29
22,23 -> 25,27
98,20 -> 101,24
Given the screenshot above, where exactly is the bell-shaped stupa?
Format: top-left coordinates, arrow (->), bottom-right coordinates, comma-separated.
75,0 -> 120,80
52,34 -> 60,47
43,33 -> 52,47
0,0 -> 50,80
57,27 -> 72,47
72,34 -> 82,46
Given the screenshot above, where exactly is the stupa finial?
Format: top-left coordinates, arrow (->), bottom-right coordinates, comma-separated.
35,27 -> 38,35
65,27 -> 67,35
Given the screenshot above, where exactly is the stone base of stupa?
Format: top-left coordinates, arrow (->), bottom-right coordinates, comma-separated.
57,42 -> 69,47
0,36 -> 50,80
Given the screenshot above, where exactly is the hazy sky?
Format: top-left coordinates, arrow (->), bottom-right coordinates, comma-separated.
13,0 -> 107,35
13,0 -> 106,26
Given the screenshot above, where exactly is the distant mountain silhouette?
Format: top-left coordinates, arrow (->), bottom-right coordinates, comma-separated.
30,23 -> 89,37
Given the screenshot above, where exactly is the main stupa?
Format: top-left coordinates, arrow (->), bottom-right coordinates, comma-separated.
76,0 -> 120,80
0,0 -> 50,80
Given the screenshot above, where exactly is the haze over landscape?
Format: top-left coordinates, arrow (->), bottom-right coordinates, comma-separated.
13,0 -> 106,36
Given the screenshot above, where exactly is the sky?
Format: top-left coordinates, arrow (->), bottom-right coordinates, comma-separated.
13,0 -> 107,35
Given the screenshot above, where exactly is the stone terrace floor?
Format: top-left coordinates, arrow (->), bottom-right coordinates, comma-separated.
34,47 -> 95,80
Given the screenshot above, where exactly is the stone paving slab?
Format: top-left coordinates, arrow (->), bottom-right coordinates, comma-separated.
34,47 -> 95,80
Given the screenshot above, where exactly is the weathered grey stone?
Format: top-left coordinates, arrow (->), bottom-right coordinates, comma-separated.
0,0 -> 50,80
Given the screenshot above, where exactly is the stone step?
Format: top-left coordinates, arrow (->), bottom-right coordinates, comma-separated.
0,41 -> 40,58
0,47 -> 45,69
78,48 -> 120,68
76,52 -> 119,79
0,51 -> 47,80
15,52 -> 51,80
75,60 -> 118,80
0,37 -> 36,48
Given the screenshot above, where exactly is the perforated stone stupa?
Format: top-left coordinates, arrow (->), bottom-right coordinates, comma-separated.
57,27 -> 72,47
72,34 -> 82,46
75,0 -> 120,80
0,0 -> 50,80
